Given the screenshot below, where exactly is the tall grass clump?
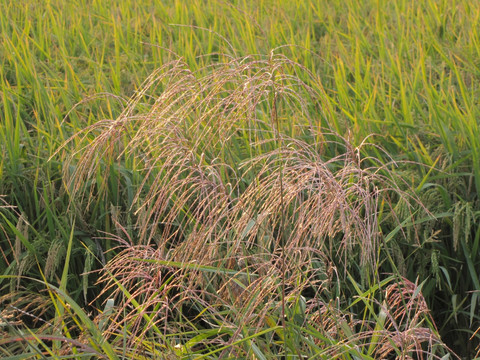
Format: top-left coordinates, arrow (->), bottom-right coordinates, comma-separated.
41,53 -> 450,358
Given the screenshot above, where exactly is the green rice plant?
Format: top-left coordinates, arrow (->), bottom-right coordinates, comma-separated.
0,216 -> 123,359
0,276 -> 125,359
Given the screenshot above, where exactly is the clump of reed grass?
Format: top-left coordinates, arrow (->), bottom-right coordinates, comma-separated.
57,52 -> 452,358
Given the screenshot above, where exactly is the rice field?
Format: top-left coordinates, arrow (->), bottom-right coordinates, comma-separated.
1,0 -> 479,358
